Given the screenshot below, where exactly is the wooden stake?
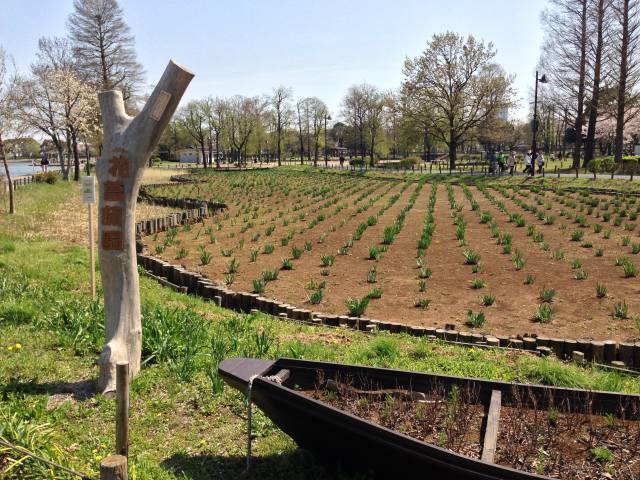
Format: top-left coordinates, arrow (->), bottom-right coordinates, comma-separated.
100,455 -> 128,480
89,203 -> 96,300
116,362 -> 130,457
481,390 -> 502,463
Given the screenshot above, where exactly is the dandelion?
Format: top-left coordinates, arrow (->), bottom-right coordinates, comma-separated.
14,343 -> 22,349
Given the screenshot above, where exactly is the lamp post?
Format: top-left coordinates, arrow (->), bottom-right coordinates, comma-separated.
531,71 -> 548,176
324,113 -> 331,167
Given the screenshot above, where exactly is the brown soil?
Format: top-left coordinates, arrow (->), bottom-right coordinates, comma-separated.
144,177 -> 640,342
305,375 -> 640,480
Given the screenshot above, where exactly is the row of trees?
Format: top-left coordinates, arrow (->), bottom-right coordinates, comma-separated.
1,0 -> 145,191
163,32 -> 516,170
540,0 -> 640,167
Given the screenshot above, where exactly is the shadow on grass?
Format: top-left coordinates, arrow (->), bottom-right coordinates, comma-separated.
1,378 -> 97,402
161,449 -> 370,480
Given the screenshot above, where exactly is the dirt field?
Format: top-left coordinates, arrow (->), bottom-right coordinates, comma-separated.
142,170 -> 640,342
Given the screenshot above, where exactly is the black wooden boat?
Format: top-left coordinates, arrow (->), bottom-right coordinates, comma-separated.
219,357 -> 640,479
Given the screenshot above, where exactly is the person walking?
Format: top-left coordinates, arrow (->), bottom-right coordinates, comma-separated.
508,151 -> 516,175
489,151 -> 497,175
537,151 -> 545,175
497,151 -> 506,175
524,151 -> 532,175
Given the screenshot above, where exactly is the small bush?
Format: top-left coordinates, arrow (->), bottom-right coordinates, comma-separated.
367,288 -> 383,299
539,287 -> 556,303
466,310 -> 486,328
463,249 -> 481,265
308,289 -> 323,305
34,171 -> 59,184
614,301 -> 629,319
281,258 -> 293,270
481,294 -> 496,306
533,303 -> 554,323
470,278 -> 486,289
346,296 -> 369,316
252,278 -> 266,294
415,298 -> 431,310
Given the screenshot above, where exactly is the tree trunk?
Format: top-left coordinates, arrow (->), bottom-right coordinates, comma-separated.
0,133 -> 15,215
96,60 -> 193,394
615,0 -> 630,165
572,0 -> 588,169
584,0 -> 606,166
72,130 -> 81,181
448,129 -> 457,170
200,142 -> 207,168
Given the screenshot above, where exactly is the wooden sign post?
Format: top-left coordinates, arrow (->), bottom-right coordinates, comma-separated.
96,60 -> 193,393
82,175 -> 96,299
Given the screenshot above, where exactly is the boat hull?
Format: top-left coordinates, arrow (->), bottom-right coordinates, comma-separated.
219,357 -> 640,479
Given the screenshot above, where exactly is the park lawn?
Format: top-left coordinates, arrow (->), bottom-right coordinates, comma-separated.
1,180 -> 640,480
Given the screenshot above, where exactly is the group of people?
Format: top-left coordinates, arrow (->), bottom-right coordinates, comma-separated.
488,150 -> 545,176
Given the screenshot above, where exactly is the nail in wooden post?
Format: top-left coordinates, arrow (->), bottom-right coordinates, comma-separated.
100,455 -> 128,480
116,362 -> 130,457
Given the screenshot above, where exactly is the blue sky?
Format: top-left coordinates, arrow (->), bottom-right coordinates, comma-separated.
2,0 -> 547,120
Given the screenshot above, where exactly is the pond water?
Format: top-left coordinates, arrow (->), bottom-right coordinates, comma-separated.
1,162 -> 60,177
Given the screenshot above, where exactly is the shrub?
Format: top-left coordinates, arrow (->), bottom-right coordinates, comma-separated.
463,249 -> 481,265
480,212 -> 492,224
614,301 -> 629,319
308,289 -> 323,305
227,258 -> 239,274
368,246 -> 382,261
367,288 -> 383,299
34,171 -> 59,184
466,310 -> 486,328
415,298 -> 431,310
539,287 -> 556,303
418,267 -> 432,279
624,261 -> 638,277
470,278 -> 486,289
262,269 -> 279,282
291,246 -> 303,259
263,244 -> 274,254
632,243 -> 640,255
320,254 -> 335,267
570,230 -> 584,241
481,294 -> 496,306
252,278 -> 266,293
199,249 -> 212,265
573,269 -> 588,280
346,296 -> 369,316
533,303 -> 554,323
367,266 -> 377,283
281,258 -> 293,270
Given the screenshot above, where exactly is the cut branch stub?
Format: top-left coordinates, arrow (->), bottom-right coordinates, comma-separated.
96,60 -> 194,393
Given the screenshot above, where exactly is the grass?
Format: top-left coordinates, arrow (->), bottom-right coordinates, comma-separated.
533,303 -> 554,323
345,296 -> 370,317
470,278 -> 486,289
539,287 -> 556,303
4,175 -> 640,480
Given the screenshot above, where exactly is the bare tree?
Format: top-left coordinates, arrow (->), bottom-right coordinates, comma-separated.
68,0 -> 145,102
541,0 -> 590,168
270,86 -> 292,166
227,95 -> 261,164
341,85 -> 368,160
612,0 -> 640,163
0,47 -> 16,214
178,100 -> 207,167
584,0 -> 611,165
363,87 -> 385,166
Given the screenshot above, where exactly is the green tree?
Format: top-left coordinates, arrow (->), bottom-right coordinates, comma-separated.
402,32 -> 514,169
